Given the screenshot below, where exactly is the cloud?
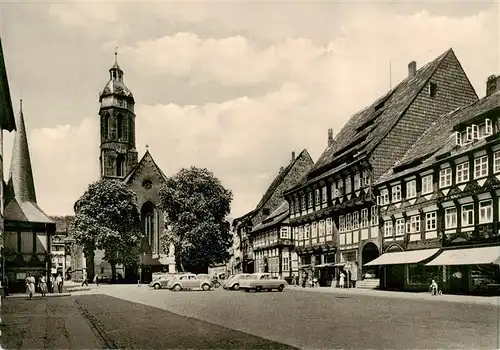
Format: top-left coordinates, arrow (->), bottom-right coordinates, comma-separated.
9,3 -> 499,219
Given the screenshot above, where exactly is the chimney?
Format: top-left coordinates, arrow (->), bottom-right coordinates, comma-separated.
328,128 -> 334,147
408,61 -> 417,78
486,75 -> 500,97
291,151 -> 296,163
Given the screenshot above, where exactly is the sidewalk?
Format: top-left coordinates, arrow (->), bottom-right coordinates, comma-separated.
287,285 -> 500,306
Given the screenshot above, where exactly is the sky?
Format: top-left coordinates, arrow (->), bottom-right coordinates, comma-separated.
0,0 -> 498,218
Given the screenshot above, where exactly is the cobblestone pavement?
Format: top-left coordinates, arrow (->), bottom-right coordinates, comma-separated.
85,284 -> 500,349
1,294 -> 293,349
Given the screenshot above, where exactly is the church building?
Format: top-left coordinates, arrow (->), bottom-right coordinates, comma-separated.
93,54 -> 175,282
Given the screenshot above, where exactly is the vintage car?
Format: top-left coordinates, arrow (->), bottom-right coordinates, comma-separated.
197,274 -> 221,287
239,273 -> 287,292
148,273 -> 180,289
167,273 -> 213,291
223,273 -> 252,290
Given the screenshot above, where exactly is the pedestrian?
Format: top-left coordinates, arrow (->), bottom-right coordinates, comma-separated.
81,270 -> 88,287
50,275 -> 56,293
94,274 -> 99,287
430,279 -> 438,295
351,262 -> 358,288
339,271 -> 345,289
26,272 -> 36,299
56,273 -> 63,293
39,275 -> 48,299
4,274 -> 9,297
313,277 -> 318,288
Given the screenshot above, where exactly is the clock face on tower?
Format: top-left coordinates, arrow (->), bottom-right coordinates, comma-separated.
142,180 -> 153,190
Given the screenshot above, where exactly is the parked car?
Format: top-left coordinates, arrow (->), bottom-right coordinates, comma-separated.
197,274 -> 220,288
239,273 -> 288,292
149,273 -> 180,289
167,273 -> 213,291
223,274 -> 252,290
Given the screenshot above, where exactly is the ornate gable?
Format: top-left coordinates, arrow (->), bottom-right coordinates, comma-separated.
482,175 -> 500,192
123,150 -> 167,186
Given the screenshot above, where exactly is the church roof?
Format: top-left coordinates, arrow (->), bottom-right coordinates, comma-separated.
0,37 -> 16,132
4,100 -> 53,225
123,149 -> 168,185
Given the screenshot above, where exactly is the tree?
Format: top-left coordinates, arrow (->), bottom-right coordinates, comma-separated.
158,166 -> 233,273
70,179 -> 142,282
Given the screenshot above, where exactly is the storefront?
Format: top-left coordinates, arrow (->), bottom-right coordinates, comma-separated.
365,248 -> 440,291
425,245 -> 500,295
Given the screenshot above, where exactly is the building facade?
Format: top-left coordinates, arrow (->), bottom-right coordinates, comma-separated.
3,100 -> 56,293
233,150 -> 314,276
368,75 -> 500,294
284,49 -> 479,288
49,216 -> 75,279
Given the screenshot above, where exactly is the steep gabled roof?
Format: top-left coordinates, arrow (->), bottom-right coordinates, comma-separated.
310,48 -> 456,175
123,150 -> 168,185
377,91 -> 500,184
251,201 -> 289,233
254,149 -> 313,212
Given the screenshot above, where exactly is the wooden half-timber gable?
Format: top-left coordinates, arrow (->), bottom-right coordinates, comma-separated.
232,150 -> 314,273
284,48 -> 479,272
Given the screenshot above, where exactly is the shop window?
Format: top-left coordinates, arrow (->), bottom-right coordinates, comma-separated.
407,264 -> 438,285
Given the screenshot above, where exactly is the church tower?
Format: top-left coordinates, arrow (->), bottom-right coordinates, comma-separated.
99,52 -> 138,179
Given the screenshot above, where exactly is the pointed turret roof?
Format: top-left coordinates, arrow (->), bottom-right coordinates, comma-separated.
8,99 -> 36,203
4,100 -> 53,225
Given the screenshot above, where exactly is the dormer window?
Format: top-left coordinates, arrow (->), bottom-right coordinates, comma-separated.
456,118 -> 495,147
429,82 -> 437,97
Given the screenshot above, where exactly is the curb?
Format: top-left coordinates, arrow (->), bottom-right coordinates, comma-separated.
5,293 -> 71,299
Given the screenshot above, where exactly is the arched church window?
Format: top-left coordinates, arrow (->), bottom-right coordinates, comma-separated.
117,114 -> 123,140
116,154 -> 125,177
141,202 -> 157,253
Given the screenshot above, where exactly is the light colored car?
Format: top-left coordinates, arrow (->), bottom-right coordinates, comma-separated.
239,273 -> 287,292
167,273 -> 213,291
149,273 -> 181,289
223,274 -> 252,290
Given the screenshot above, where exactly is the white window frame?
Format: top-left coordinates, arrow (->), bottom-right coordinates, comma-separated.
406,215 -> 421,234
392,185 -> 401,203
308,192 -> 313,208
280,226 -> 289,239
304,224 -> 310,239
354,172 -> 361,191
445,207 -> 457,229
474,155 -> 488,179
371,206 -> 378,226
315,189 -> 321,206
360,208 -> 369,228
486,118 -> 493,136
425,212 -> 437,231
456,162 -> 469,184
479,199 -> 493,224
326,218 -> 332,235
421,175 -> 433,195
439,168 -> 452,188
282,257 -> 289,272
378,188 -> 389,206
395,218 -> 405,236
346,213 -> 352,231
311,222 -> 317,238
352,212 -> 359,230
406,180 -> 417,199
461,204 -> 474,227
301,195 -> 306,210
383,221 -> 393,237
362,170 -> 371,187
321,186 -> 327,203
318,220 -> 325,236
345,176 -> 352,194
494,151 -> 500,174
339,216 -> 345,233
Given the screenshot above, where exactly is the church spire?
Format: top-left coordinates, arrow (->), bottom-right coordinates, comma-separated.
8,99 -> 37,203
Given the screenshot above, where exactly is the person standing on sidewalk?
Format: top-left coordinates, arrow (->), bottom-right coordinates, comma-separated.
39,275 -> 48,299
81,270 -> 89,287
26,272 -> 36,299
50,275 -> 56,293
339,271 -> 346,289
56,274 -> 63,293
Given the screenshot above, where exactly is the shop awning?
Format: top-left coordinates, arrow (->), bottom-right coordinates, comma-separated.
315,263 -> 336,268
364,248 -> 440,266
425,246 -> 500,266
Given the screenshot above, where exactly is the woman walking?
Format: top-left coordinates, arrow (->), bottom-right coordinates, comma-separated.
26,272 -> 36,299
39,275 -> 48,299
339,271 -> 346,289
